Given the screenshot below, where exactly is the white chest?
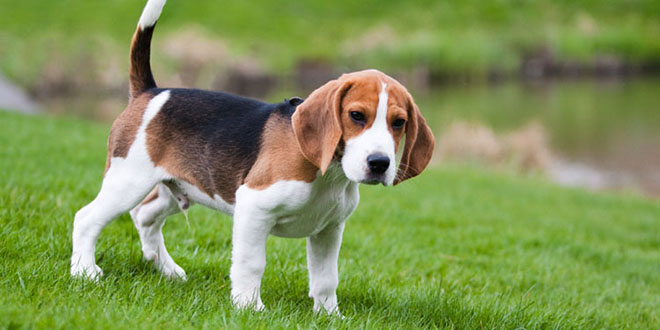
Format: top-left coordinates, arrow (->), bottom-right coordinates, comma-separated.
234,166 -> 360,238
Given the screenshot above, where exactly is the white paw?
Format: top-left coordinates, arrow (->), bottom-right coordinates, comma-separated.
157,261 -> 187,281
314,305 -> 343,318
312,296 -> 342,318
70,262 -> 103,280
232,293 -> 265,311
143,249 -> 158,262
141,247 -> 187,280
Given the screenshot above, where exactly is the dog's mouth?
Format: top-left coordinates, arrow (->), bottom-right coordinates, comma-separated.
360,176 -> 389,186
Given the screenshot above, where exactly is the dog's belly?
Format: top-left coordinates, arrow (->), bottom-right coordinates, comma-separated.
176,180 -> 235,215
171,164 -> 358,238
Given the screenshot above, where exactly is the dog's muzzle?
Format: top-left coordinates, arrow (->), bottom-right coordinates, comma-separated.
361,153 -> 390,185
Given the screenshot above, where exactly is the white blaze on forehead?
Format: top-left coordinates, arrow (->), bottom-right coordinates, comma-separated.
339,81 -> 397,185
374,82 -> 388,129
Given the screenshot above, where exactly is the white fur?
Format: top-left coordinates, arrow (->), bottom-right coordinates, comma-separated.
229,164 -> 358,314
130,184 -> 186,279
139,90 -> 170,139
138,0 -> 166,30
341,82 -> 396,185
71,91 -> 171,279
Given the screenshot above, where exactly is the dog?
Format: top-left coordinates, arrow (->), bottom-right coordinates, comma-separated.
70,0 -> 434,315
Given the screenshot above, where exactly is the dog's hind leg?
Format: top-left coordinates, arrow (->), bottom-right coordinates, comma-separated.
130,183 -> 186,280
71,158 -> 162,279
71,90 -> 172,279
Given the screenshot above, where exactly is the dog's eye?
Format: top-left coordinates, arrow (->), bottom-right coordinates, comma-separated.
392,118 -> 406,129
349,111 -> 366,123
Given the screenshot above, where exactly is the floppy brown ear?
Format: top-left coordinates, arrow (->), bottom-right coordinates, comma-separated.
292,78 -> 352,174
394,97 -> 435,185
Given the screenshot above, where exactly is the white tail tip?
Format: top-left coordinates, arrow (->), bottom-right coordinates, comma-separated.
138,0 -> 167,30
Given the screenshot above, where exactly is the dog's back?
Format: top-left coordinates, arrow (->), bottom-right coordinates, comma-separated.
109,88 -> 299,203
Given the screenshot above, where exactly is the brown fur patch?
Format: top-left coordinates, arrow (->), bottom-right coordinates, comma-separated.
387,82 -> 435,184
150,148 -> 211,198
144,124 -> 215,200
385,84 -> 413,150
291,79 -> 346,174
245,114 -> 318,189
104,93 -> 153,173
338,77 -> 380,142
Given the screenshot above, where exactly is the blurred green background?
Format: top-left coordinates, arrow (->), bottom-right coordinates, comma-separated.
1,2 -> 659,328
2,0 -> 660,83
1,0 -> 659,195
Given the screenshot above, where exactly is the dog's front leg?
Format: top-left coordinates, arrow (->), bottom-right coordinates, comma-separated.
229,202 -> 274,311
307,222 -> 345,315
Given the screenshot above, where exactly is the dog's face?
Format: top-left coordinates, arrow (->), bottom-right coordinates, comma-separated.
338,78 -> 408,185
292,69 -> 435,185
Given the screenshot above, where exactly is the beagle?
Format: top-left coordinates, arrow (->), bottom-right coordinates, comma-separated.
70,0 -> 435,315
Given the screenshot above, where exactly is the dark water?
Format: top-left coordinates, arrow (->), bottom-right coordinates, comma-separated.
416,78 -> 660,196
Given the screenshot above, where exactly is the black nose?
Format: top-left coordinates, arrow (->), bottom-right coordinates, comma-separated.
367,154 -> 390,175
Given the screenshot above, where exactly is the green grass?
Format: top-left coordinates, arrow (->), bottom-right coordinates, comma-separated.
1,0 -> 660,88
1,110 -> 659,328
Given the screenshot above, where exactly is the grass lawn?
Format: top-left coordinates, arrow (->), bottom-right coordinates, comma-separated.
1,110 -> 659,328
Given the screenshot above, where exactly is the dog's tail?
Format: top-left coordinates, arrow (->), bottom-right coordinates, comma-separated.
129,0 -> 166,98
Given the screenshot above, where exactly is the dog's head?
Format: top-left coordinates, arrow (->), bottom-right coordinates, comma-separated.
292,69 -> 435,185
